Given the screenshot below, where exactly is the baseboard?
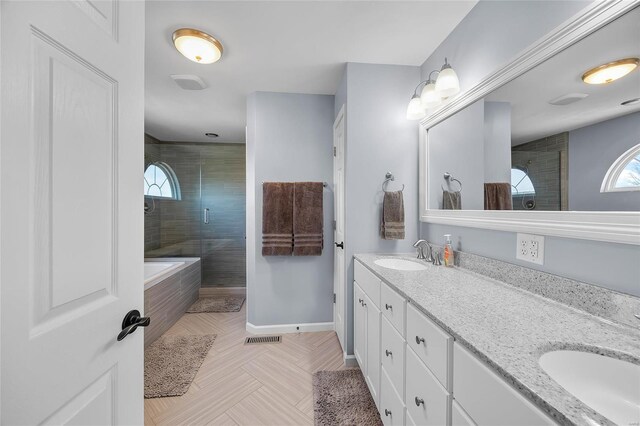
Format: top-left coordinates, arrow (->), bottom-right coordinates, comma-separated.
199,286 -> 246,297
343,354 -> 358,368
246,321 -> 334,335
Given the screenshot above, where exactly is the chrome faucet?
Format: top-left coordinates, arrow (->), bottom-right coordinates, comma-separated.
413,240 -> 434,262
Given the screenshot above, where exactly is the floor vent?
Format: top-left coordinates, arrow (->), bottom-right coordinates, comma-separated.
244,335 -> 282,345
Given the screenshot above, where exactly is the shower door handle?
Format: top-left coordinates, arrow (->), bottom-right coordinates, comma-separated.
203,208 -> 210,224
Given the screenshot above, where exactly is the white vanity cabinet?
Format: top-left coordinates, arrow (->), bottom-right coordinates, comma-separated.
354,261 -> 382,408
353,259 -> 556,426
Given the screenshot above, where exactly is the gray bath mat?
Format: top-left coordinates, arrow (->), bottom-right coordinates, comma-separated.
313,370 -> 382,426
144,334 -> 216,398
187,296 -> 245,313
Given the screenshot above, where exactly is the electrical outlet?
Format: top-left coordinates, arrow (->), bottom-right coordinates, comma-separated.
516,233 -> 544,265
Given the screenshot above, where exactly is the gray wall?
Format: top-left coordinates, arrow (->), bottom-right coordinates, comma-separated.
246,92 -> 335,326
428,99 -> 485,210
337,63 -> 420,354
420,1 -> 593,87
419,0 -> 639,297
484,101 -> 512,183
569,111 -> 640,211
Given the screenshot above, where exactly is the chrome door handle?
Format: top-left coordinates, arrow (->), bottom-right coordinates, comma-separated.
416,336 -> 425,345
203,208 -> 210,224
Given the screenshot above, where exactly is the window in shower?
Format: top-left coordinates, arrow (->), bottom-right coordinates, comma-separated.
144,162 -> 181,199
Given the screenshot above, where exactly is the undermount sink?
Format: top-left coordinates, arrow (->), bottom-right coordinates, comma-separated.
539,350 -> 640,425
374,258 -> 428,271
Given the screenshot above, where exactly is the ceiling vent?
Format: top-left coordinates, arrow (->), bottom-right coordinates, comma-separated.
170,74 -> 207,90
548,93 -> 588,106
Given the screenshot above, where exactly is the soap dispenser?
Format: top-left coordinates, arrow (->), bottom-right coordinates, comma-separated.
443,234 -> 454,267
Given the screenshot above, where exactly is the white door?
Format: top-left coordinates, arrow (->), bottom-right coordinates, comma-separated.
1,1 -> 145,424
333,105 -> 346,352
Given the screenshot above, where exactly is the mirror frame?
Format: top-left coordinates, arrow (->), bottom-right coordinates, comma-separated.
419,0 -> 640,246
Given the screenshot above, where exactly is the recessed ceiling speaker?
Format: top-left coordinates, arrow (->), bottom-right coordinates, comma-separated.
548,93 -> 589,106
170,74 -> 207,90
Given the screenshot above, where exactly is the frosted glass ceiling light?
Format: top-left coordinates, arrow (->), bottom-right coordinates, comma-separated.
420,70 -> 442,109
435,58 -> 460,98
173,28 -> 224,64
582,58 -> 639,84
406,94 -> 426,120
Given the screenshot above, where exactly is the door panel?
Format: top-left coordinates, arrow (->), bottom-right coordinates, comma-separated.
333,106 -> 346,351
354,283 -> 366,370
1,1 -> 144,424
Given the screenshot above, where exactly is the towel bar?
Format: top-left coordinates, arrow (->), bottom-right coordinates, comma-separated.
441,172 -> 462,192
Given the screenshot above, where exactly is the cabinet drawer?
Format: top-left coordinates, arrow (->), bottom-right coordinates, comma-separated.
354,260 -> 380,308
452,400 -> 476,426
453,343 -> 555,426
380,367 -> 405,426
381,316 -> 405,398
381,282 -> 406,335
405,347 -> 450,426
406,302 -> 452,390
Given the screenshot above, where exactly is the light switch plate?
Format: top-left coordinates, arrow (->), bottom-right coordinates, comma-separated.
516,233 -> 545,265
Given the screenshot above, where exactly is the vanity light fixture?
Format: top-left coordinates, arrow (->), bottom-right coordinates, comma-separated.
434,58 -> 461,97
172,28 -> 224,64
581,57 -> 638,84
406,58 -> 461,120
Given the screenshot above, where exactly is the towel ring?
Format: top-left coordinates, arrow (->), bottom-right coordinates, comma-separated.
382,172 -> 405,192
441,172 -> 462,192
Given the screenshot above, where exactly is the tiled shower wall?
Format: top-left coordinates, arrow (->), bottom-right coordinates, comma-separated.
144,135 -> 246,287
511,132 -> 568,211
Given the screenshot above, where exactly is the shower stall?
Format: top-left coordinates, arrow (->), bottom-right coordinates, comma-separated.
144,137 -> 246,287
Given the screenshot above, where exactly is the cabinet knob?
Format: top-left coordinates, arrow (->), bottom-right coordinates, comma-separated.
358,298 -> 363,304
385,349 -> 392,357
385,303 -> 392,311
416,336 -> 425,345
384,409 -> 392,417
415,396 -> 425,407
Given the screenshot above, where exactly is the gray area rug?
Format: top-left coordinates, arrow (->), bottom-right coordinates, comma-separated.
313,370 -> 382,426
187,296 -> 246,313
144,334 -> 216,398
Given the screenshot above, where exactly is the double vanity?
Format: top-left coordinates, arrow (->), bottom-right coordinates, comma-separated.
353,254 -> 640,426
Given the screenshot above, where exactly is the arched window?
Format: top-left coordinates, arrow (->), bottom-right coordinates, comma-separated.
511,168 -> 535,195
144,162 -> 181,200
601,143 -> 640,192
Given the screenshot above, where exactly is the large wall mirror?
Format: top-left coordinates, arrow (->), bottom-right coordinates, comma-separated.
419,3 -> 640,245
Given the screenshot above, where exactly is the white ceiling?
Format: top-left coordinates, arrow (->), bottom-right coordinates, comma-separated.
486,6 -> 640,145
145,1 -> 477,143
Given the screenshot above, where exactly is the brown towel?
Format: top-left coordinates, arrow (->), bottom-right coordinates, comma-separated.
484,183 -> 513,210
381,191 -> 405,240
293,182 -> 324,256
443,190 -> 461,210
262,182 -> 294,255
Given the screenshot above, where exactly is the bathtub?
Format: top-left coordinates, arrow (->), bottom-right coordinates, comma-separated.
144,258 -> 201,348
144,261 -> 185,289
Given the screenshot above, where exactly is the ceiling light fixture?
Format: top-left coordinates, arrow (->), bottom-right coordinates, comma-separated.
406,58 -> 461,120
581,58 -> 639,85
172,28 -> 224,64
621,97 -> 640,106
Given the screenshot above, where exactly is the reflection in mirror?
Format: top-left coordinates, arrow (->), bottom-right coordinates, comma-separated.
427,6 -> 640,212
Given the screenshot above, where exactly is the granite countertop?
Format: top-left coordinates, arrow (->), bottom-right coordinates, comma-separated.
354,253 -> 640,426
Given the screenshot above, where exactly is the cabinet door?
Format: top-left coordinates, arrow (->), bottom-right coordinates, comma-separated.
364,292 -> 381,407
354,283 -> 367,372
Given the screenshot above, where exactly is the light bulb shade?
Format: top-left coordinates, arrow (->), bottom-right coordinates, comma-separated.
406,95 -> 426,120
582,58 -> 639,84
435,66 -> 460,98
173,28 -> 223,64
420,81 -> 441,109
